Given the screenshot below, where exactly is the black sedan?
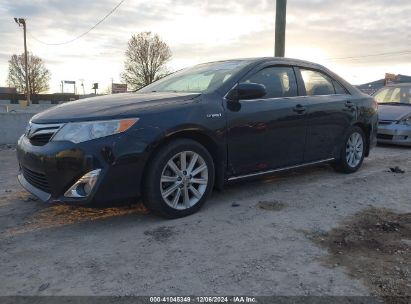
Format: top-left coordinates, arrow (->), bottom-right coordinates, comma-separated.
17,58 -> 378,218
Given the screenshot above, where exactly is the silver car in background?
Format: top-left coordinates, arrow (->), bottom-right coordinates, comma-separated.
374,83 -> 411,146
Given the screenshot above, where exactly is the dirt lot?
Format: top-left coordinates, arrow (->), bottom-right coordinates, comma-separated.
0,144 -> 410,298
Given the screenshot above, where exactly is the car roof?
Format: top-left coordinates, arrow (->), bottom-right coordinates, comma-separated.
205,57 -> 326,68
200,57 -> 363,97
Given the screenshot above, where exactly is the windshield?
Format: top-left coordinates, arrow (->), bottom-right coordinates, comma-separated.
138,60 -> 251,94
374,86 -> 411,104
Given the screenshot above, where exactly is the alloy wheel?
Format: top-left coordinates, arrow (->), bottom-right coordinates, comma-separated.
346,132 -> 364,168
160,151 -> 209,210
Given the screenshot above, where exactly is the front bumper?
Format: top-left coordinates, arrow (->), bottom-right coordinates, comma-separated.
16,127 -> 160,205
377,123 -> 411,146
18,173 -> 51,202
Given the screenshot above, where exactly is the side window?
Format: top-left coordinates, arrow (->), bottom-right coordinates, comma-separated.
301,69 -> 335,96
243,66 -> 298,99
333,80 -> 347,94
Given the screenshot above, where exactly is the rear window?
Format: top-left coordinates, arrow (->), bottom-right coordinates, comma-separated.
301,69 -> 335,96
374,87 -> 411,104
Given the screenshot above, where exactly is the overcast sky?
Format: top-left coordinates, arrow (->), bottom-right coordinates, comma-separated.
1,0 -> 411,94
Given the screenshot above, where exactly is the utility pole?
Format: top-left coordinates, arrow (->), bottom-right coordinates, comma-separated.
275,0 -> 287,57
14,18 -> 31,105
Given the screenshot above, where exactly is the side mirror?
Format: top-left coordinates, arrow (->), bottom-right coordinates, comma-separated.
226,83 -> 267,101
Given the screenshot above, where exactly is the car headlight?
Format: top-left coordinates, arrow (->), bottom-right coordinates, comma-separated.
397,116 -> 411,126
52,118 -> 139,143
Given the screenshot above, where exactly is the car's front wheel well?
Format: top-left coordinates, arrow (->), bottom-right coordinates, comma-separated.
142,131 -> 225,192
353,122 -> 371,157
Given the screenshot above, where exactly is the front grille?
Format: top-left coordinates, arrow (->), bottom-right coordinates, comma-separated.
22,166 -> 51,193
29,133 -> 54,145
27,123 -> 63,146
377,134 -> 394,140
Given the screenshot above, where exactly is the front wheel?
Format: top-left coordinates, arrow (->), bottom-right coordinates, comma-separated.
143,139 -> 215,218
333,126 -> 366,173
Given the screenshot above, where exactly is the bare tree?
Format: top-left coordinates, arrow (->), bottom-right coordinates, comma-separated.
121,32 -> 172,90
7,53 -> 51,94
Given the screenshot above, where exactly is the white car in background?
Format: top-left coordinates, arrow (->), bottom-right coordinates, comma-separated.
374,83 -> 411,146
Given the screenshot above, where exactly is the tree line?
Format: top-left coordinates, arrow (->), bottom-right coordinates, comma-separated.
7,32 -> 172,94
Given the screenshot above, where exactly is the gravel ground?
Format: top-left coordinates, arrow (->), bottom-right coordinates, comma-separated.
0,144 -> 410,297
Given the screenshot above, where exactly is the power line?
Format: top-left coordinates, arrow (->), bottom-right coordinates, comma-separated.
28,0 -> 126,45
324,49 -> 411,62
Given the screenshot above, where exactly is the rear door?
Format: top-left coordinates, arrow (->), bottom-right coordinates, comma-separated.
226,65 -> 309,176
296,68 -> 356,162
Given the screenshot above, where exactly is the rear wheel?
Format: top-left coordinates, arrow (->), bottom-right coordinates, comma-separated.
143,139 -> 215,218
333,126 -> 366,173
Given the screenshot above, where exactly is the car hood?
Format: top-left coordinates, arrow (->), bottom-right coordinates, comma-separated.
378,104 -> 411,121
31,92 -> 200,124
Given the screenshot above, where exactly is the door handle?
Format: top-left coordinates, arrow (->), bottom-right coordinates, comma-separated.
345,101 -> 355,108
293,104 -> 306,114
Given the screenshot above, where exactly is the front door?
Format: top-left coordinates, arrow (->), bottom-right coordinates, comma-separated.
226,66 -> 309,176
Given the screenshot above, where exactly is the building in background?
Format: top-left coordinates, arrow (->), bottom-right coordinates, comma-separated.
0,87 -> 17,94
357,74 -> 411,95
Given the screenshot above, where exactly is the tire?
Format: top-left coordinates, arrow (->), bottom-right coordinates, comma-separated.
142,139 -> 215,218
333,126 -> 366,173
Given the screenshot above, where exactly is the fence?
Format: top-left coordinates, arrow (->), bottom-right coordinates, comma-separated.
0,112 -> 35,144
0,93 -> 79,104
